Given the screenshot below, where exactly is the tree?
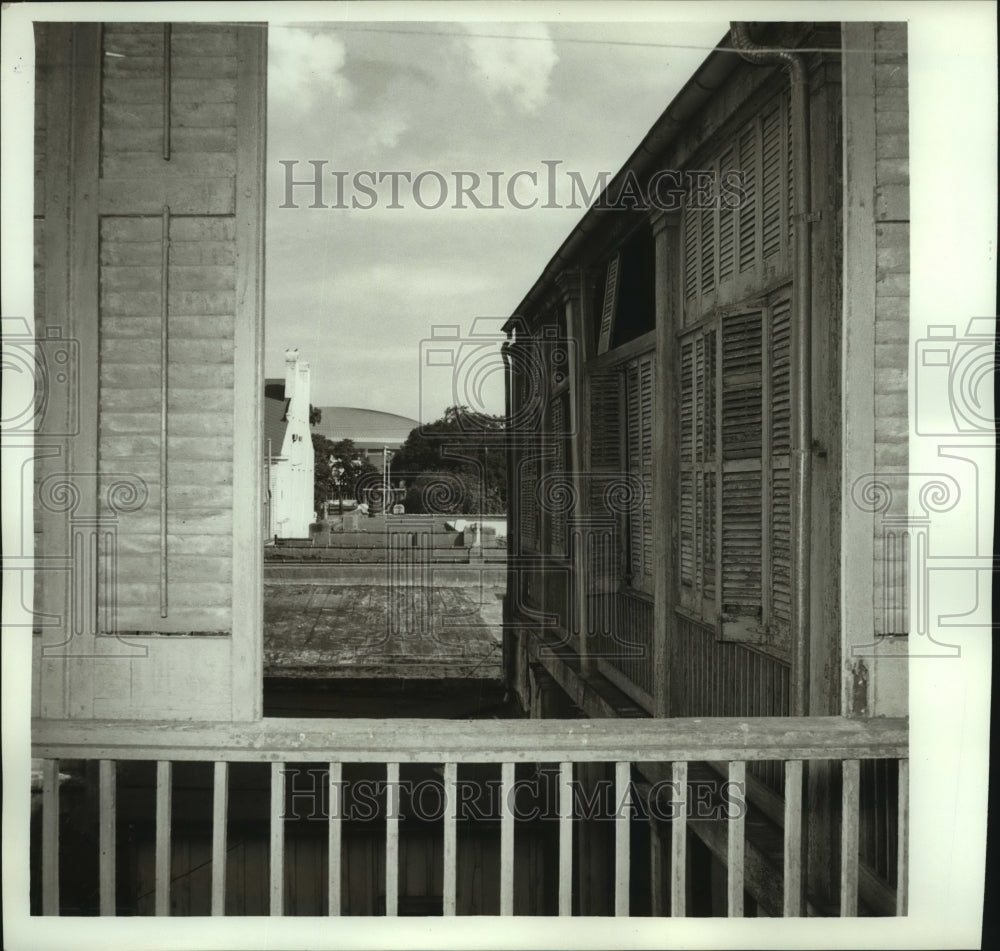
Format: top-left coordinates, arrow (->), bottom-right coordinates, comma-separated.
309,404 -> 322,426
392,405 -> 506,515
311,433 -> 376,516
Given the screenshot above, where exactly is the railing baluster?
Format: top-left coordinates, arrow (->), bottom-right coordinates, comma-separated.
442,762 -> 457,916
896,758 -> 908,915
328,762 -> 342,916
559,761 -> 573,916
155,761 -> 172,916
615,761 -> 631,916
270,762 -> 284,916
783,758 -> 804,916
211,761 -> 228,915
727,760 -> 745,917
840,758 -> 860,916
499,761 -> 515,915
670,761 -> 687,916
385,762 -> 399,916
42,759 -> 59,915
99,759 -> 116,915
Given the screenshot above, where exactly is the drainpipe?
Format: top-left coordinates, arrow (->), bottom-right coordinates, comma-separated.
730,23 -> 813,718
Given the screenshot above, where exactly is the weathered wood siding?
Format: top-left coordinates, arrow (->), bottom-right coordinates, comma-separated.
841,22 -> 909,721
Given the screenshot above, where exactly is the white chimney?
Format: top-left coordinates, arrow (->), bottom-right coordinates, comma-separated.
284,348 -> 299,401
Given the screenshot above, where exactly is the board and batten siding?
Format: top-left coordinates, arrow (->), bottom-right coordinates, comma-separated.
841,22 -> 909,718
32,23 -> 265,720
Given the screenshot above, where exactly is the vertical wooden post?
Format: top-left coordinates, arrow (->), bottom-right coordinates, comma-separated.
896,758 -> 908,915
840,758 -> 860,916
385,762 -> 399,916
670,761 -> 687,916
42,759 -> 60,914
155,760 -> 172,916
614,761 -> 631,916
211,761 -> 228,915
230,23 -> 267,719
442,762 -> 457,916
651,211 -> 680,717
99,759 -> 116,915
558,761 -> 573,916
499,761 -> 515,915
269,762 -> 284,916
783,758 -> 804,916
726,760 -> 746,917
328,762 -> 342,916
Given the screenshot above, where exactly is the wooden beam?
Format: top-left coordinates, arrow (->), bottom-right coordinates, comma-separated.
499,761 -> 515,915
33,716 -> 909,764
840,758 -> 860,915
385,762 -> 399,916
727,760 -> 746,917
783,758 -> 804,916
269,762 -> 284,915
99,760 -> 116,915
558,761 -> 573,916
328,761 -> 342,916
442,762 -> 457,916
670,761 -> 687,916
211,761 -> 228,915
155,760 -> 172,915
42,759 -> 60,914
614,761 -> 631,916
230,23 -> 267,719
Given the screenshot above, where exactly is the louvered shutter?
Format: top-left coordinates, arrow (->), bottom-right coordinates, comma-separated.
719,309 -> 765,640
678,331 -> 716,615
768,297 -> 793,642
718,148 -> 736,286
587,367 -> 624,593
519,456 -> 538,552
761,104 -> 783,262
625,353 -> 655,594
96,24 -> 252,634
738,125 -> 758,274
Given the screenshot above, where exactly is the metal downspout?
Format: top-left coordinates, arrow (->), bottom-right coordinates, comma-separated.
730,23 -> 814,718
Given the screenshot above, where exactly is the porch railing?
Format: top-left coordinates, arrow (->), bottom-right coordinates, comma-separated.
32,715 -> 907,917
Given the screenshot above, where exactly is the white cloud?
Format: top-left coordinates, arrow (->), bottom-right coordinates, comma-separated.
460,23 -> 558,114
269,27 -> 351,109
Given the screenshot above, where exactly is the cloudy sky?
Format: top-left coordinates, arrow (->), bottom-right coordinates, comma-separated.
265,19 -> 728,421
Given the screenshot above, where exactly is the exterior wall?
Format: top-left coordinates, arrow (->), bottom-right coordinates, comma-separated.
841,22 -> 910,718
31,22 -> 266,720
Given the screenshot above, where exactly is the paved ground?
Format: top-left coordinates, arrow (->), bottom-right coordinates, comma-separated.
263,581 -> 504,679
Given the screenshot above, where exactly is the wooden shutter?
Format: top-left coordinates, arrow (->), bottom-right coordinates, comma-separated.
718,148 -> 736,286
678,332 -> 716,615
587,367 -> 623,593
625,353 -> 655,594
596,255 -> 620,355
768,297 -> 793,638
95,24 -> 254,634
761,104 -> 783,261
737,125 -> 758,274
719,309 -> 764,640
518,456 -> 538,552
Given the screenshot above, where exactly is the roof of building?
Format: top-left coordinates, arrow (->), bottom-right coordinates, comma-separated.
312,406 -> 419,447
264,379 -> 289,453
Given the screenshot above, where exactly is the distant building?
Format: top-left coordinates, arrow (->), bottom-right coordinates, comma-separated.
311,406 -> 418,471
264,349 -> 315,538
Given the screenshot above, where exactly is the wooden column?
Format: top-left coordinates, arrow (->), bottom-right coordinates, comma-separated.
650,211 -> 680,717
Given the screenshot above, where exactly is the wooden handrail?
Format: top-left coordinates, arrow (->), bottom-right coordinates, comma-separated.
33,715 -> 906,763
